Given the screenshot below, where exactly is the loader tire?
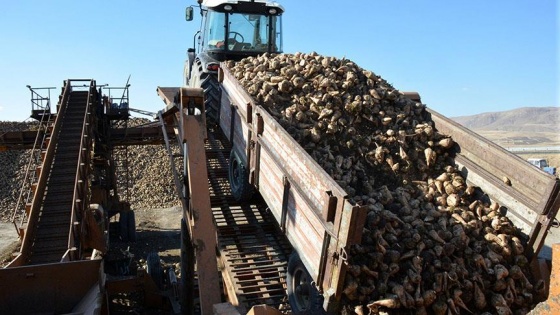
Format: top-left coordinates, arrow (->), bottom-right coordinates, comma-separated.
229,149 -> 254,202
147,252 -> 164,290
201,74 -> 221,125
286,252 -> 322,313
127,210 -> 136,242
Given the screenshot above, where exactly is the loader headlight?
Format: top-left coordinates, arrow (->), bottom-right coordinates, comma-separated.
224,4 -> 233,11
268,8 -> 277,15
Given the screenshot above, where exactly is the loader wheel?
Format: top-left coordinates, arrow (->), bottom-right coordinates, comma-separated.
147,252 -> 164,290
287,252 -> 322,312
229,150 -> 254,201
201,74 -> 221,125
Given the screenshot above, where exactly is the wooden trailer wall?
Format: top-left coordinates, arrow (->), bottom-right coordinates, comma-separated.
218,66 -> 367,302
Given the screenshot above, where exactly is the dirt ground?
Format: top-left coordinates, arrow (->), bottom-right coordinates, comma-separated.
120,206 -> 183,264
515,152 -> 560,173
474,129 -> 560,172
0,223 -> 20,266
0,206 -> 183,266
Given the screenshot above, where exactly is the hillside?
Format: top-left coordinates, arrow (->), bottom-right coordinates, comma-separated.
452,107 -> 560,133
451,106 -> 560,169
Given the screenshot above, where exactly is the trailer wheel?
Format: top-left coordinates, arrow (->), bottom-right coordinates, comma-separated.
201,73 -> 221,125
229,150 -> 254,201
147,252 -> 164,290
287,252 -> 321,312
119,211 -> 129,242
127,210 -> 136,242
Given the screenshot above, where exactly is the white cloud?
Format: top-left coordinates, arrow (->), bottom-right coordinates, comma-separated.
0,105 -> 4,112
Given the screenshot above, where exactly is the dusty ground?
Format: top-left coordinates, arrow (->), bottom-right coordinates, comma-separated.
121,206 -> 183,263
0,207 -> 183,267
515,152 -> 560,173
475,129 -> 560,170
0,223 -> 20,266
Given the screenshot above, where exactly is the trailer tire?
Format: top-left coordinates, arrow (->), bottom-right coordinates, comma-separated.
229,150 -> 254,201
119,211 -> 129,242
287,252 -> 322,312
201,73 -> 221,125
127,210 -> 136,242
147,252 -> 164,290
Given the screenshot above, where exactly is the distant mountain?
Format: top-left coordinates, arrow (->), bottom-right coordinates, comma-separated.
451,107 -> 560,133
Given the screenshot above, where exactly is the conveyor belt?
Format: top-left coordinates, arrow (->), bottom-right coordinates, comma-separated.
28,91 -> 89,264
205,127 -> 292,310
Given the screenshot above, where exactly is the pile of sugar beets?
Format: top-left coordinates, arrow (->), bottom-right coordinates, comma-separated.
225,52 -> 545,315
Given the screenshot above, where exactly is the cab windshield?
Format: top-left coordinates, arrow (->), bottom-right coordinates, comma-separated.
204,11 -> 282,53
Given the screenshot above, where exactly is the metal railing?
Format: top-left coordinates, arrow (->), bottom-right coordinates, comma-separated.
9,80 -> 72,267
11,99 -> 56,236
27,85 -> 56,114
102,83 -> 130,115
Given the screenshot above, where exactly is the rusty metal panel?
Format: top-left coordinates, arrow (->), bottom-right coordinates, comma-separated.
528,189 -> 560,257
528,243 -> 560,314
326,202 -> 368,301
157,86 -> 181,107
0,259 -> 102,314
183,114 -> 222,314
0,130 -> 44,149
254,134 -> 324,280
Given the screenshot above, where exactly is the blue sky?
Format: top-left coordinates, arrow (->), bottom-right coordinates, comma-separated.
0,0 -> 557,122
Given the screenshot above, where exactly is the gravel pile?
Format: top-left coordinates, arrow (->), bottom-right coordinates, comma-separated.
0,121 -> 35,222
118,144 -> 180,209
0,119 -> 179,224
111,119 -> 180,209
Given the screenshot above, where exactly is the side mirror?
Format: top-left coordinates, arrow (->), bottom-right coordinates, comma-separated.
185,7 -> 194,21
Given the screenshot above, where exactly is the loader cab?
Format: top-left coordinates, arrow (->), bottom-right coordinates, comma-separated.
189,0 -> 284,62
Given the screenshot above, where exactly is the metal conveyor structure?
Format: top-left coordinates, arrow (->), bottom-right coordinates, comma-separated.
0,80 -> 105,314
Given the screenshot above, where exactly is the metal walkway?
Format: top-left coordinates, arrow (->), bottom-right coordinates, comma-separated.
206,128 -> 292,310
157,87 -> 292,311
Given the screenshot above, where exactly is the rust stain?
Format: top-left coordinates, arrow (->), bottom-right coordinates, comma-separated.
529,243 -> 560,314
195,239 -> 206,252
